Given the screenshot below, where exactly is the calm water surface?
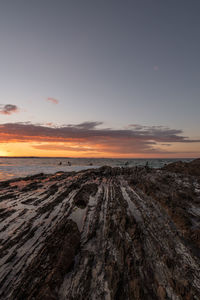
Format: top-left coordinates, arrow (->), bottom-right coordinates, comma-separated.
0,157 -> 193,181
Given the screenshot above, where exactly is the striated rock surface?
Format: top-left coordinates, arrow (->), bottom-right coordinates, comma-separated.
0,165 -> 200,299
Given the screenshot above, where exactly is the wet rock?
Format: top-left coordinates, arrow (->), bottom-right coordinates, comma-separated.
10,218 -> 80,300
0,162 -> 200,299
162,158 -> 200,176
74,183 -> 98,208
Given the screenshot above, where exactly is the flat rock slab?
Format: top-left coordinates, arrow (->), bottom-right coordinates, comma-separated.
0,166 -> 200,299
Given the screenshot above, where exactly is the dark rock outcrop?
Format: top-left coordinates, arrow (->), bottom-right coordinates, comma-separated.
162,158 -> 200,176
0,163 -> 200,299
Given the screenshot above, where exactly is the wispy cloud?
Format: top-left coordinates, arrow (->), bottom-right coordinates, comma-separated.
0,122 -> 199,155
46,97 -> 59,104
0,104 -> 19,115
153,65 -> 159,71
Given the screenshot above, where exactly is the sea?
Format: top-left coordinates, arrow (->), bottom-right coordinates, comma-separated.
0,157 -> 193,182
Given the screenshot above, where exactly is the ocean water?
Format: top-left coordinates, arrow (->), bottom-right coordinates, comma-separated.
0,157 -> 193,181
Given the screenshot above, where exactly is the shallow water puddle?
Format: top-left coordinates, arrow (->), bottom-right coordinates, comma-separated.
68,207 -> 87,231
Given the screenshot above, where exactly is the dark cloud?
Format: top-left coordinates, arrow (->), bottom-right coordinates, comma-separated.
0,104 -> 19,115
73,121 -> 103,130
0,122 -> 199,154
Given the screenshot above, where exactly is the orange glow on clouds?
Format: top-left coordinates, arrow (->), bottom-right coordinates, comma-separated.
0,122 -> 199,158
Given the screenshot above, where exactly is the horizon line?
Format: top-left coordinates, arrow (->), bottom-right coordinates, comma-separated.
0,156 -> 197,159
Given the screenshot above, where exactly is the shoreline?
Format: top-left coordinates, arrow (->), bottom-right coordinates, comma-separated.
0,157 -> 196,183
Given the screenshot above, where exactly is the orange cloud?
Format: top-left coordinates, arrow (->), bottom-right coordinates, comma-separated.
46,97 -> 59,104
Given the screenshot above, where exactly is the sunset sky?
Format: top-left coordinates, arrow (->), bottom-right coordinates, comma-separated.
0,0 -> 200,158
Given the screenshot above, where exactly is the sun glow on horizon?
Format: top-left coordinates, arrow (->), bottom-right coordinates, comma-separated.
0,150 -> 8,156
0,141 -> 199,159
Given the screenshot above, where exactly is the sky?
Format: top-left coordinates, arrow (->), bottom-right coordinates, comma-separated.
0,0 -> 200,158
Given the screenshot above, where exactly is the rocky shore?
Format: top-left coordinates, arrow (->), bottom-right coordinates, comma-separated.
0,159 -> 200,299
